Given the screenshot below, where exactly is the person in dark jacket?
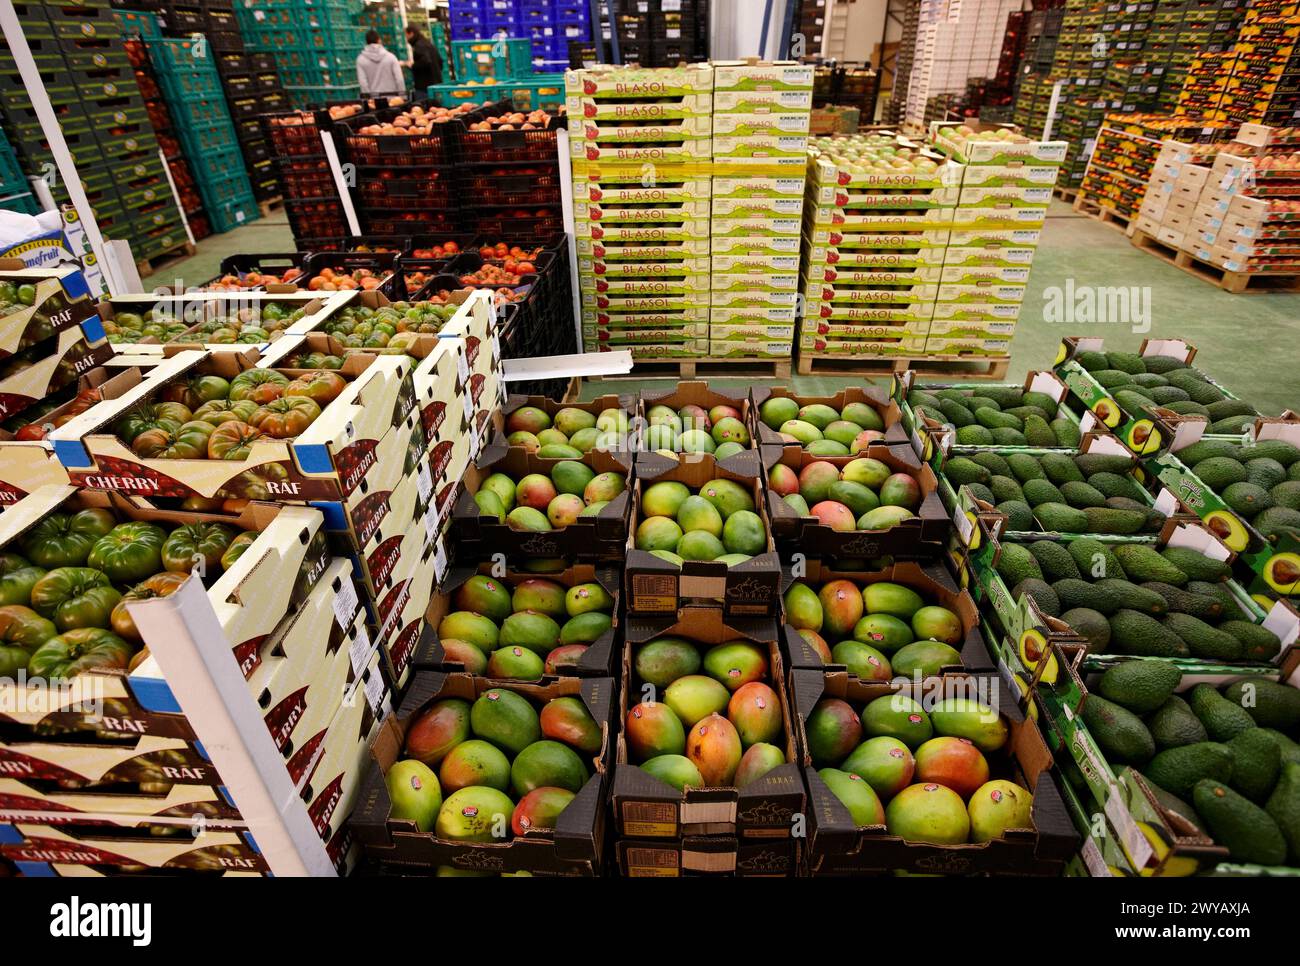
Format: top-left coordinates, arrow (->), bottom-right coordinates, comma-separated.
406,26 -> 442,91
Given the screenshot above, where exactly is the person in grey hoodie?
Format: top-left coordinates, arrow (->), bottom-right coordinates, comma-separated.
356,31 -> 405,97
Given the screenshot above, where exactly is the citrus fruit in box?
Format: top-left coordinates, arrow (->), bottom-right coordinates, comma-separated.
809,688 -> 1030,844
635,477 -> 765,564
474,461 -> 627,533
394,687 -> 601,841
437,573 -> 614,681
625,634 -> 786,790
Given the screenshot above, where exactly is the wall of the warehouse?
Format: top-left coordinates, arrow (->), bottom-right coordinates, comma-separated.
710,0 -> 797,59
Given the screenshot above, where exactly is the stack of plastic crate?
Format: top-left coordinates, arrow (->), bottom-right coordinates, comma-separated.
145,36 -> 259,232
0,1 -> 188,262
522,0 -> 590,72
236,0 -> 365,108
0,124 -> 37,215
263,103 -> 359,248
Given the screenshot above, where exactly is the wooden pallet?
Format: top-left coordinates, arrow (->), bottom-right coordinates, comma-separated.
136,240 -> 197,279
1072,194 -> 1133,232
1053,186 -> 1079,203
258,195 -> 284,217
590,356 -> 792,381
796,353 -> 1010,380
1130,229 -> 1300,294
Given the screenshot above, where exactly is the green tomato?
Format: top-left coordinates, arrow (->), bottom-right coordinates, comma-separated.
29,567 -> 123,632
27,627 -> 133,681
21,508 -> 116,568
87,522 -> 167,583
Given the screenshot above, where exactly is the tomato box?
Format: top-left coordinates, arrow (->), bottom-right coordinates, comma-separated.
411,335 -> 471,449
373,524 -> 449,691
50,348 -> 417,502
0,732 -> 219,788
794,670 -> 1077,875
625,453 -> 780,618
761,443 -> 950,558
328,453 -> 430,598
350,671 -> 613,876
414,562 -> 620,681
0,821 -> 268,873
749,385 -> 907,455
614,609 -> 804,839
0,324 -> 113,422
0,778 -> 242,826
617,835 -> 801,877
450,444 -> 632,562
781,559 -> 992,675
0,261 -> 102,360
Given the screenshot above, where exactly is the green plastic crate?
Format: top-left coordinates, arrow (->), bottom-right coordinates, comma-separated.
426,80 -> 502,108
285,84 -> 362,108
0,191 -> 40,216
112,8 -> 163,39
208,194 -> 261,233
452,37 -> 533,82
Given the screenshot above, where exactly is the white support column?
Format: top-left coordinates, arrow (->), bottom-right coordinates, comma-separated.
0,0 -> 126,294
321,129 -> 362,237
556,126 -> 584,356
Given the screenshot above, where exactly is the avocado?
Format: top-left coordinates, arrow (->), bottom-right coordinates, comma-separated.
1204,399 -> 1257,422
1097,659 -> 1181,713
909,390 -> 943,411
965,395 -> 1000,412
1173,439 -> 1241,466
1113,545 -> 1189,586
1186,381 -> 1228,406
1131,372 -> 1169,389
1148,695 -> 1209,749
1081,694 -> 1156,764
990,475 -> 1026,504
1255,506 -> 1300,544
1075,349 -> 1110,371
998,500 -> 1036,531
1109,609 -> 1188,657
1140,582 -> 1224,621
1148,385 -> 1191,406
1193,456 -> 1248,492
1270,481 -> 1300,511
1142,355 -> 1188,375
1013,578 -> 1061,617
1187,580 -> 1238,612
1222,482 -> 1272,519
1227,729 -> 1281,803
1266,761 -> 1300,863
1020,391 -> 1060,417
1163,612 -> 1243,661
1005,405 -> 1051,424
1105,352 -> 1147,374
1238,440 -> 1300,468
1074,454 -> 1137,477
1245,458 -> 1286,491
1160,547 -> 1231,582
995,542 -> 1044,587
1034,502 -> 1090,532
1208,414 -> 1256,435
938,398 -> 976,427
1022,478 -> 1066,507
1053,578 -> 1104,613
966,453 -> 1008,478
1068,538 -> 1127,581
1062,607 -> 1111,654
1081,507 -> 1149,535
1194,780 -> 1288,866
1007,453 -> 1046,483
955,424 -> 995,446
1088,472 -> 1143,500
1222,679 -> 1300,730
1164,400 -> 1211,417
1262,729 -> 1300,768
1142,778 -> 1207,835
1027,540 -> 1082,581
979,385 -> 1025,408
1060,481 -> 1108,509
1051,418 -> 1082,448
1218,621 -> 1281,662
990,427 -> 1029,446
1146,742 -> 1234,798
1115,389 -> 1157,417
1188,684 -> 1256,741
1023,415 -> 1058,447
966,483 -> 996,506
943,457 -> 991,487
1092,369 -> 1134,389
976,407 -> 1023,431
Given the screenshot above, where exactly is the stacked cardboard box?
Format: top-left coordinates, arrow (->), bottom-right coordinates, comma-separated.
928,121 -> 1063,357
569,65 -> 713,362
1215,8 -> 1300,125
902,0 -> 1023,127
709,61 -> 812,362
1131,136 -> 1217,245
799,132 -> 958,362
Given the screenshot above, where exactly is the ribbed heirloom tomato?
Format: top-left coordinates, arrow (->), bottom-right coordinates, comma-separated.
27,627 -> 133,680
208,421 -> 267,460
114,401 -> 193,445
220,531 -> 258,571
0,604 -> 57,675
162,374 -> 231,409
161,523 -> 237,575
29,567 -> 122,632
284,370 -> 346,405
21,508 -> 116,568
131,420 -> 215,459
111,572 -> 188,640
86,522 -> 166,583
250,396 -> 320,438
228,368 -> 290,403
193,398 -> 258,426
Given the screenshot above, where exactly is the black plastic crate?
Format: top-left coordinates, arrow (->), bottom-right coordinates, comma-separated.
249,51 -> 277,72
207,30 -> 244,53
354,165 -> 456,207
222,73 -> 256,98
650,38 -> 695,66
340,115 -> 460,166
456,106 -> 562,164
274,158 -> 337,199
458,161 -> 562,206
284,196 -> 349,240
463,205 -> 563,238
167,4 -> 204,32
361,208 -> 461,238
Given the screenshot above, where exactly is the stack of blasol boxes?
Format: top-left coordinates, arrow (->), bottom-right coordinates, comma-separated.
569,65 -> 713,363
708,61 -> 812,363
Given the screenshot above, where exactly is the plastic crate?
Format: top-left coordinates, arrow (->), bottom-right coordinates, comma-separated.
208,193 -> 261,233
168,96 -> 231,127
456,106 -> 561,164
112,8 -> 164,38
452,37 -> 534,81
285,197 -> 349,240
425,81 -> 503,108
464,204 -> 563,237
507,74 -> 565,112
0,191 -> 40,216
362,209 -> 461,237
354,166 -> 456,207
179,119 -> 240,155
156,68 -> 224,99
459,161 -> 561,206
186,144 -> 247,184
339,115 -> 461,165
286,85 -> 362,109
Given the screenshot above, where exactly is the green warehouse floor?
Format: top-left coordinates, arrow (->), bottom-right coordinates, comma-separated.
159,200 -> 1300,416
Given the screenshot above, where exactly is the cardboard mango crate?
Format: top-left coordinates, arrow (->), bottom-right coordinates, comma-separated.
350,671 -> 613,876
414,562 -> 621,681
750,384 -> 908,459
761,442 -> 950,559
634,381 -> 755,473
795,671 -> 1078,875
616,834 -> 801,877
625,452 -> 782,619
613,609 -> 804,840
781,558 -> 994,677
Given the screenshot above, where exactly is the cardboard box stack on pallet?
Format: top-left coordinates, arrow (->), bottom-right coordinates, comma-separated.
1209,0 -> 1300,126
570,64 -> 713,362
709,61 -> 812,364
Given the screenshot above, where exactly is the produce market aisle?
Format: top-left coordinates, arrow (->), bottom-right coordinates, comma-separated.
155,201 -> 1300,416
